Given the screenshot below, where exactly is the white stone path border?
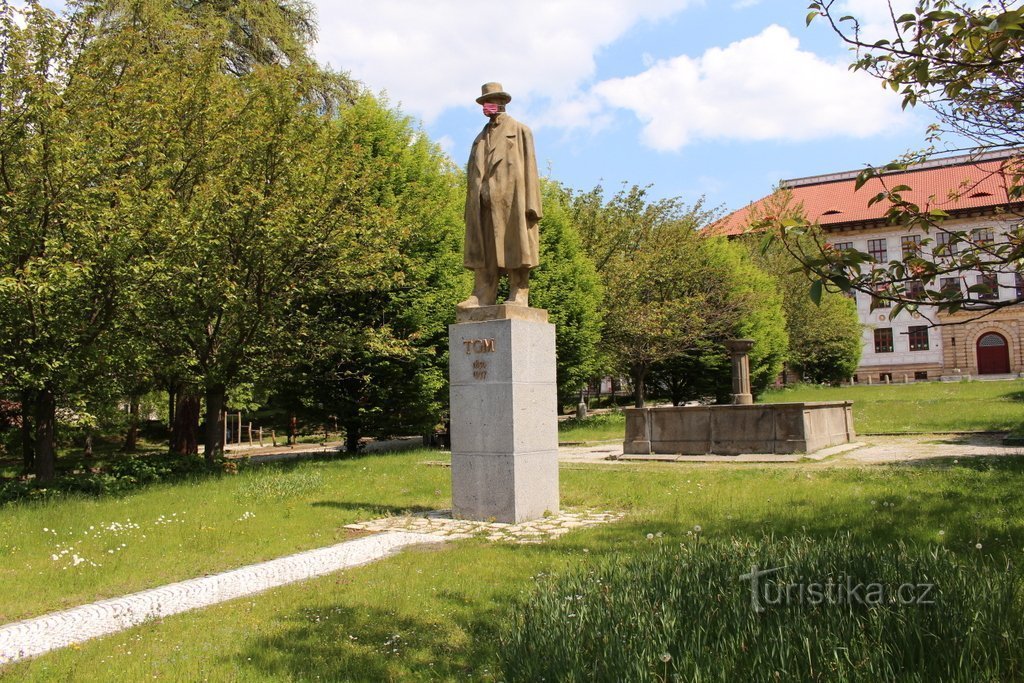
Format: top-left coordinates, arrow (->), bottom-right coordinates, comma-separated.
0,532 -> 440,666
0,509 -> 621,666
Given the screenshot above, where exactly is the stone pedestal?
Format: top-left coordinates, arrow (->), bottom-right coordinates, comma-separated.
449,306 -> 559,523
725,338 -> 755,405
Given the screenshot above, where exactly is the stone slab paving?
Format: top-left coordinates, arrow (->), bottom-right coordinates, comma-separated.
344,508 -> 623,543
837,433 -> 1024,464
0,532 -> 444,666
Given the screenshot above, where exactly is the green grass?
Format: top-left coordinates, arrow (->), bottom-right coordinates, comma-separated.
500,535 -> 1023,682
762,380 -> 1024,433
559,380 -> 1024,442
0,452 -> 450,624
4,450 -> 1024,680
558,412 -> 626,443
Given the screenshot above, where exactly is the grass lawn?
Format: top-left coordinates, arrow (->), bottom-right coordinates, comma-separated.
557,412 -> 627,443
3,448 -> 1024,680
761,379 -> 1024,433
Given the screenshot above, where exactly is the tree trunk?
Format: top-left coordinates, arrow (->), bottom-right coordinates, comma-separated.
34,388 -> 56,483
167,384 -> 177,429
345,422 -> 361,453
203,384 -> 225,464
632,366 -> 648,408
123,396 -> 140,452
84,433 -> 93,459
171,387 -> 200,456
20,389 -> 34,474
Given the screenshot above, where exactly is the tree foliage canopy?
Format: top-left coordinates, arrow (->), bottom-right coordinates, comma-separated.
574,185 -> 785,406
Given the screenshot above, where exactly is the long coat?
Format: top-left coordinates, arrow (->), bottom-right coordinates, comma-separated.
464,113 -> 543,270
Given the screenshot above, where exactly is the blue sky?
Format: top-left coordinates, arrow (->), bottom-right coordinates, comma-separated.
26,0 -> 954,216
312,0 -> 952,217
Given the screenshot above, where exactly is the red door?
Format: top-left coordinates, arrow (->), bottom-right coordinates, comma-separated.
977,332 -> 1011,374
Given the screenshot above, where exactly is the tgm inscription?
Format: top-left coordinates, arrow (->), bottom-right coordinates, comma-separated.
463,338 -> 496,354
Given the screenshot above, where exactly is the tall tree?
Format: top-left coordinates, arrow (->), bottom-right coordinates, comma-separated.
276,95 -> 465,452
649,237 -> 788,404
0,1 -> 160,480
574,185 -> 755,407
529,180 -> 603,410
747,228 -> 862,385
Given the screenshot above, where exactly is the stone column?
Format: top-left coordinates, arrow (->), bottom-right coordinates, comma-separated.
725,339 -> 755,405
449,305 -> 559,523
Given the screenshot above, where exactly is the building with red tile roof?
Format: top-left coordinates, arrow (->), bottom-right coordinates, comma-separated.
715,150 -> 1024,382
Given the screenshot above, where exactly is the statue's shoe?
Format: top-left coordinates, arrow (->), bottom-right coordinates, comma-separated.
506,288 -> 529,307
456,295 -> 481,310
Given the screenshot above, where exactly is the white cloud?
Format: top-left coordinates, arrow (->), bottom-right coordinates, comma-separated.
312,0 -> 700,123
591,25 -> 908,150
832,0 -> 919,41
529,92 -> 614,135
732,0 -> 762,9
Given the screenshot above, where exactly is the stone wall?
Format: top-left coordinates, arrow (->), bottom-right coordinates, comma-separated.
624,402 -> 855,456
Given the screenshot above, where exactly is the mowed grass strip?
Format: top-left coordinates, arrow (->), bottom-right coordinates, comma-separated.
562,379 -> 1024,442
762,379 -> 1024,433
4,454 -> 1024,680
0,452 -> 451,624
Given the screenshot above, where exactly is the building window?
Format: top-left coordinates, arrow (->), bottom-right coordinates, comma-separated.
872,285 -> 891,309
1016,272 -> 1024,300
879,372 -> 893,383
972,227 -> 995,245
914,371 -> 928,380
874,328 -> 894,353
901,235 -> 922,258
867,238 -> 888,262
908,325 -> 929,351
940,277 -> 961,295
832,241 -> 854,252
935,231 -> 958,256
976,273 -> 999,300
906,280 -> 926,299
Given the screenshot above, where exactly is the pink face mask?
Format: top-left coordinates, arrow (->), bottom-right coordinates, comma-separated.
482,102 -> 501,117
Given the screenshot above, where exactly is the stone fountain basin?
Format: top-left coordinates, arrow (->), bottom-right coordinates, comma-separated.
623,401 -> 855,456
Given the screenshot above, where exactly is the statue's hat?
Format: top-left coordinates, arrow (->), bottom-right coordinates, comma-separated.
476,82 -> 512,104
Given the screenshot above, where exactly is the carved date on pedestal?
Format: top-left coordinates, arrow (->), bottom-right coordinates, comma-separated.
472,360 -> 487,380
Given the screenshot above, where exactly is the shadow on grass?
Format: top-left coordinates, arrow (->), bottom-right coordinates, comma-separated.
230,572 -> 513,680
309,501 -> 436,516
0,446 -> 422,507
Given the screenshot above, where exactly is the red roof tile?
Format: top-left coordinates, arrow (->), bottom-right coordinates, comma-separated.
711,154 -> 1023,236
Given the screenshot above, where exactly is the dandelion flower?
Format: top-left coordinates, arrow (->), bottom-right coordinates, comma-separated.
660,653 -> 672,663
975,543 -> 983,550
646,533 -> 654,540
694,525 -> 702,532
939,530 -> 945,536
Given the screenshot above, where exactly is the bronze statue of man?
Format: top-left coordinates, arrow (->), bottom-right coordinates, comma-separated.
458,82 -> 543,309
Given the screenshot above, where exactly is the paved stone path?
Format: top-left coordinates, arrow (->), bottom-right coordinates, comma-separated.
836,432 -> 1023,464
559,433 -> 1024,465
345,509 -> 623,543
0,509 -> 620,666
